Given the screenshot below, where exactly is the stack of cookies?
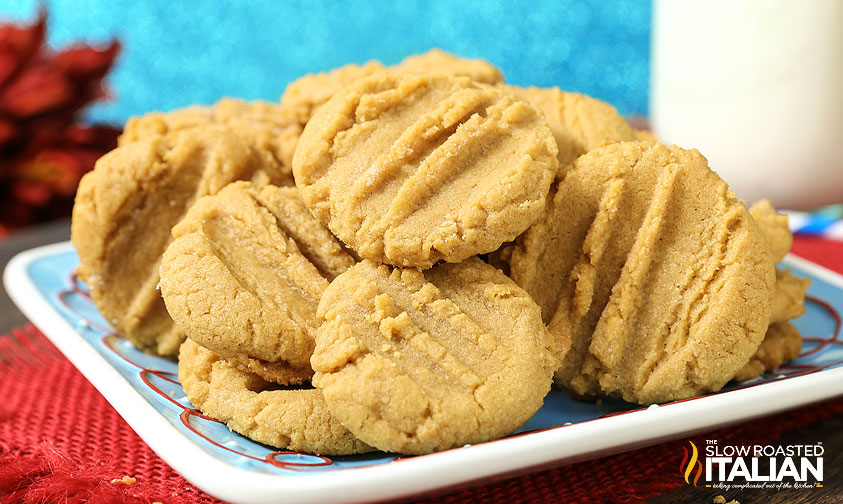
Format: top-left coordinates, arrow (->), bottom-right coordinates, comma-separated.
70,49 -> 809,456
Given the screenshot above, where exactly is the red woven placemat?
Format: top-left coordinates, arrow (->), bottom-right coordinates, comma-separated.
1,235 -> 841,503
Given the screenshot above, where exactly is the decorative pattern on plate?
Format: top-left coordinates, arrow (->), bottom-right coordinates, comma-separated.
6,243 -> 842,500
28,249 -> 840,474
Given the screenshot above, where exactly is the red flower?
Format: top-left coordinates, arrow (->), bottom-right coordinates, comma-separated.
0,8 -> 121,238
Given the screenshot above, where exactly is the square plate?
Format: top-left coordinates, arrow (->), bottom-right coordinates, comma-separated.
4,242 -> 843,504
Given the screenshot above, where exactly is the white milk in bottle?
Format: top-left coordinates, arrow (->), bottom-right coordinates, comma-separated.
651,0 -> 843,209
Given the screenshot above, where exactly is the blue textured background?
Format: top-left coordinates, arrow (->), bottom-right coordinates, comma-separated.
2,1 -> 651,126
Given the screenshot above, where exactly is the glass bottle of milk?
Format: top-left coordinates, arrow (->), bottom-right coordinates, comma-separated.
650,0 -> 843,209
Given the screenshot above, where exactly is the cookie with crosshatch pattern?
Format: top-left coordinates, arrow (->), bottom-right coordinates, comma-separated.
160,181 -> 356,383
497,141 -> 776,404
72,128 -> 276,356
292,71 -> 558,268
310,258 -> 563,454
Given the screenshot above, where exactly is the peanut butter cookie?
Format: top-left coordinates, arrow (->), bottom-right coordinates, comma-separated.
310,258 -> 561,454
500,141 -> 775,404
120,98 -> 301,186
280,61 -> 386,129
226,354 -> 314,386
633,129 -> 659,143
742,202 -> 807,379
733,321 -> 803,382
293,71 -> 559,268
178,339 -> 372,455
160,182 -> 355,380
393,48 -> 504,84
72,128 -> 273,356
750,199 -> 793,263
505,86 -> 636,167
278,51 -> 503,165
771,268 -> 811,324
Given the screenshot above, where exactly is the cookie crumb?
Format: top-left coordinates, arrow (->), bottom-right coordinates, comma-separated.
713,496 -> 739,504
111,475 -> 136,485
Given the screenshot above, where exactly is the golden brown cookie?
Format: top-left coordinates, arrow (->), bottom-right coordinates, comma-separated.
505,86 -> 636,167
119,98 -> 301,186
72,128 -> 272,356
178,339 -> 372,455
293,71 -> 559,268
733,321 -> 803,382
280,61 -> 386,130
740,200 -> 805,379
500,141 -> 776,404
771,268 -> 811,324
119,105 -> 211,143
310,258 -> 561,455
633,129 -> 658,143
393,48 -> 504,84
750,199 -> 793,263
227,354 -> 313,386
160,182 -> 355,378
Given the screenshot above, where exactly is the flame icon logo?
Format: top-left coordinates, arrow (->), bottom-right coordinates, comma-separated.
680,441 -> 703,486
